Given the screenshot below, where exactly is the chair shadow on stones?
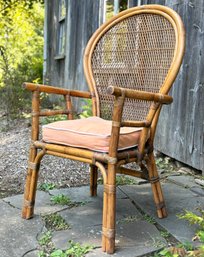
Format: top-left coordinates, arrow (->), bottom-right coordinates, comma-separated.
22,5 -> 185,254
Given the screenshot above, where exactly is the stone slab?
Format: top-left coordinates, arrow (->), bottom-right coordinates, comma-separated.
2,181 -> 201,257
195,178 -> 204,187
120,182 -> 204,243
190,186 -> 204,196
167,175 -> 198,188
0,200 -> 43,257
53,220 -> 166,257
52,193 -> 166,257
3,191 -> 68,215
49,185 -> 127,201
52,225 -> 102,249
24,250 -> 39,257
59,198 -> 142,229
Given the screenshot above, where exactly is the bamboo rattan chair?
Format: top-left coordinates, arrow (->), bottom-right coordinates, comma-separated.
22,5 -> 185,254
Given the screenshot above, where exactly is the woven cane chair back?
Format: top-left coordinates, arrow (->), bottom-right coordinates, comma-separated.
84,6 -> 184,121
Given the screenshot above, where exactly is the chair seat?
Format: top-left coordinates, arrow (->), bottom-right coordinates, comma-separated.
42,116 -> 142,152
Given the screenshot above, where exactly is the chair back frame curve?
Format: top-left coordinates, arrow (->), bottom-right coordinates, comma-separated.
83,4 -> 185,120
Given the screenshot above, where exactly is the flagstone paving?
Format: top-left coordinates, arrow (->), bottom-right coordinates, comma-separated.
1,176 -> 203,257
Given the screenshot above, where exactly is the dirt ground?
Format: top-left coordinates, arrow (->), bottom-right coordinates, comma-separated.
0,120 -> 90,199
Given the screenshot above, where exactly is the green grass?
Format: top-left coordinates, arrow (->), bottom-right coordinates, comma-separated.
79,99 -> 92,118
38,182 -> 56,192
50,194 -> 72,205
160,230 -> 170,239
116,175 -> 137,186
98,175 -> 137,186
39,240 -> 94,257
155,157 -> 174,173
143,214 -> 156,224
50,194 -> 87,207
42,213 -> 70,231
64,240 -> 93,257
117,215 -> 140,224
38,231 -> 52,246
154,209 -> 204,257
38,231 -> 55,257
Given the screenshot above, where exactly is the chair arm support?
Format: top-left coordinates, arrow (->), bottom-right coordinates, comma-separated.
107,86 -> 173,104
23,82 -> 92,99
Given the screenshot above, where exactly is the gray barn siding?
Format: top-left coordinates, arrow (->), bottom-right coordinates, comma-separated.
64,0 -> 100,93
136,0 -> 204,172
44,0 -> 101,106
44,0 -> 66,87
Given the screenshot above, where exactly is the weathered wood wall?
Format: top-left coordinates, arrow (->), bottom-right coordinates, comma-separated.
44,0 -> 100,97
64,0 -> 100,93
44,0 -> 203,172
131,0 -> 204,172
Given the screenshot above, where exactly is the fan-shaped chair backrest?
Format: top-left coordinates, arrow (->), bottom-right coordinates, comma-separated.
84,5 -> 185,121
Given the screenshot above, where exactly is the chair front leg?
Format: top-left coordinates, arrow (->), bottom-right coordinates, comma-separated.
147,151 -> 167,218
103,163 -> 116,254
89,165 -> 98,196
22,148 -> 45,219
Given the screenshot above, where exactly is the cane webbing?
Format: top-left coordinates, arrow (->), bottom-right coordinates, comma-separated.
91,13 -> 176,121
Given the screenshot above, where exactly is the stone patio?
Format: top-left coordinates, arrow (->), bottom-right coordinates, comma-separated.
1,175 -> 203,257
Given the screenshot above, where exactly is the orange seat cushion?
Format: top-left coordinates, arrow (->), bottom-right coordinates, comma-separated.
42,117 -> 142,152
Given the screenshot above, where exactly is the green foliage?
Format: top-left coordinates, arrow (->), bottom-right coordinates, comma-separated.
176,242 -> 194,251
38,182 -> 56,192
156,209 -> 204,257
41,114 -> 67,125
0,1 -> 44,124
155,248 -> 179,257
117,215 -> 140,224
50,249 -> 66,257
106,0 -> 127,21
178,209 -> 204,244
40,241 -> 93,257
0,0 -> 44,13
160,230 -> 170,239
156,157 -> 174,173
178,209 -> 204,230
38,230 -> 55,257
98,175 -> 137,186
42,213 -> 70,231
40,104 -> 68,125
79,99 -> 92,119
143,214 -> 156,224
38,231 -> 52,246
106,1 -> 114,20
65,240 -> 93,257
50,194 -> 71,206
116,175 -> 137,186
38,251 -> 46,257
197,230 -> 204,243
50,194 -> 87,208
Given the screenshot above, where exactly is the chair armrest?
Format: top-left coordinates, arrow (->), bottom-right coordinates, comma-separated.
23,83 -> 92,99
107,86 -> 173,104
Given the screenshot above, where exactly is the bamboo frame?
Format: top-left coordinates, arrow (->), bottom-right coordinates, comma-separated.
23,82 -> 92,98
22,5 -> 185,255
107,86 -> 173,104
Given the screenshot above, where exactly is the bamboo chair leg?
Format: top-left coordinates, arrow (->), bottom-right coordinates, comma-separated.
102,185 -> 108,252
90,165 -> 98,196
104,164 -> 116,254
94,162 -> 108,252
22,150 -> 44,219
147,152 -> 167,218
